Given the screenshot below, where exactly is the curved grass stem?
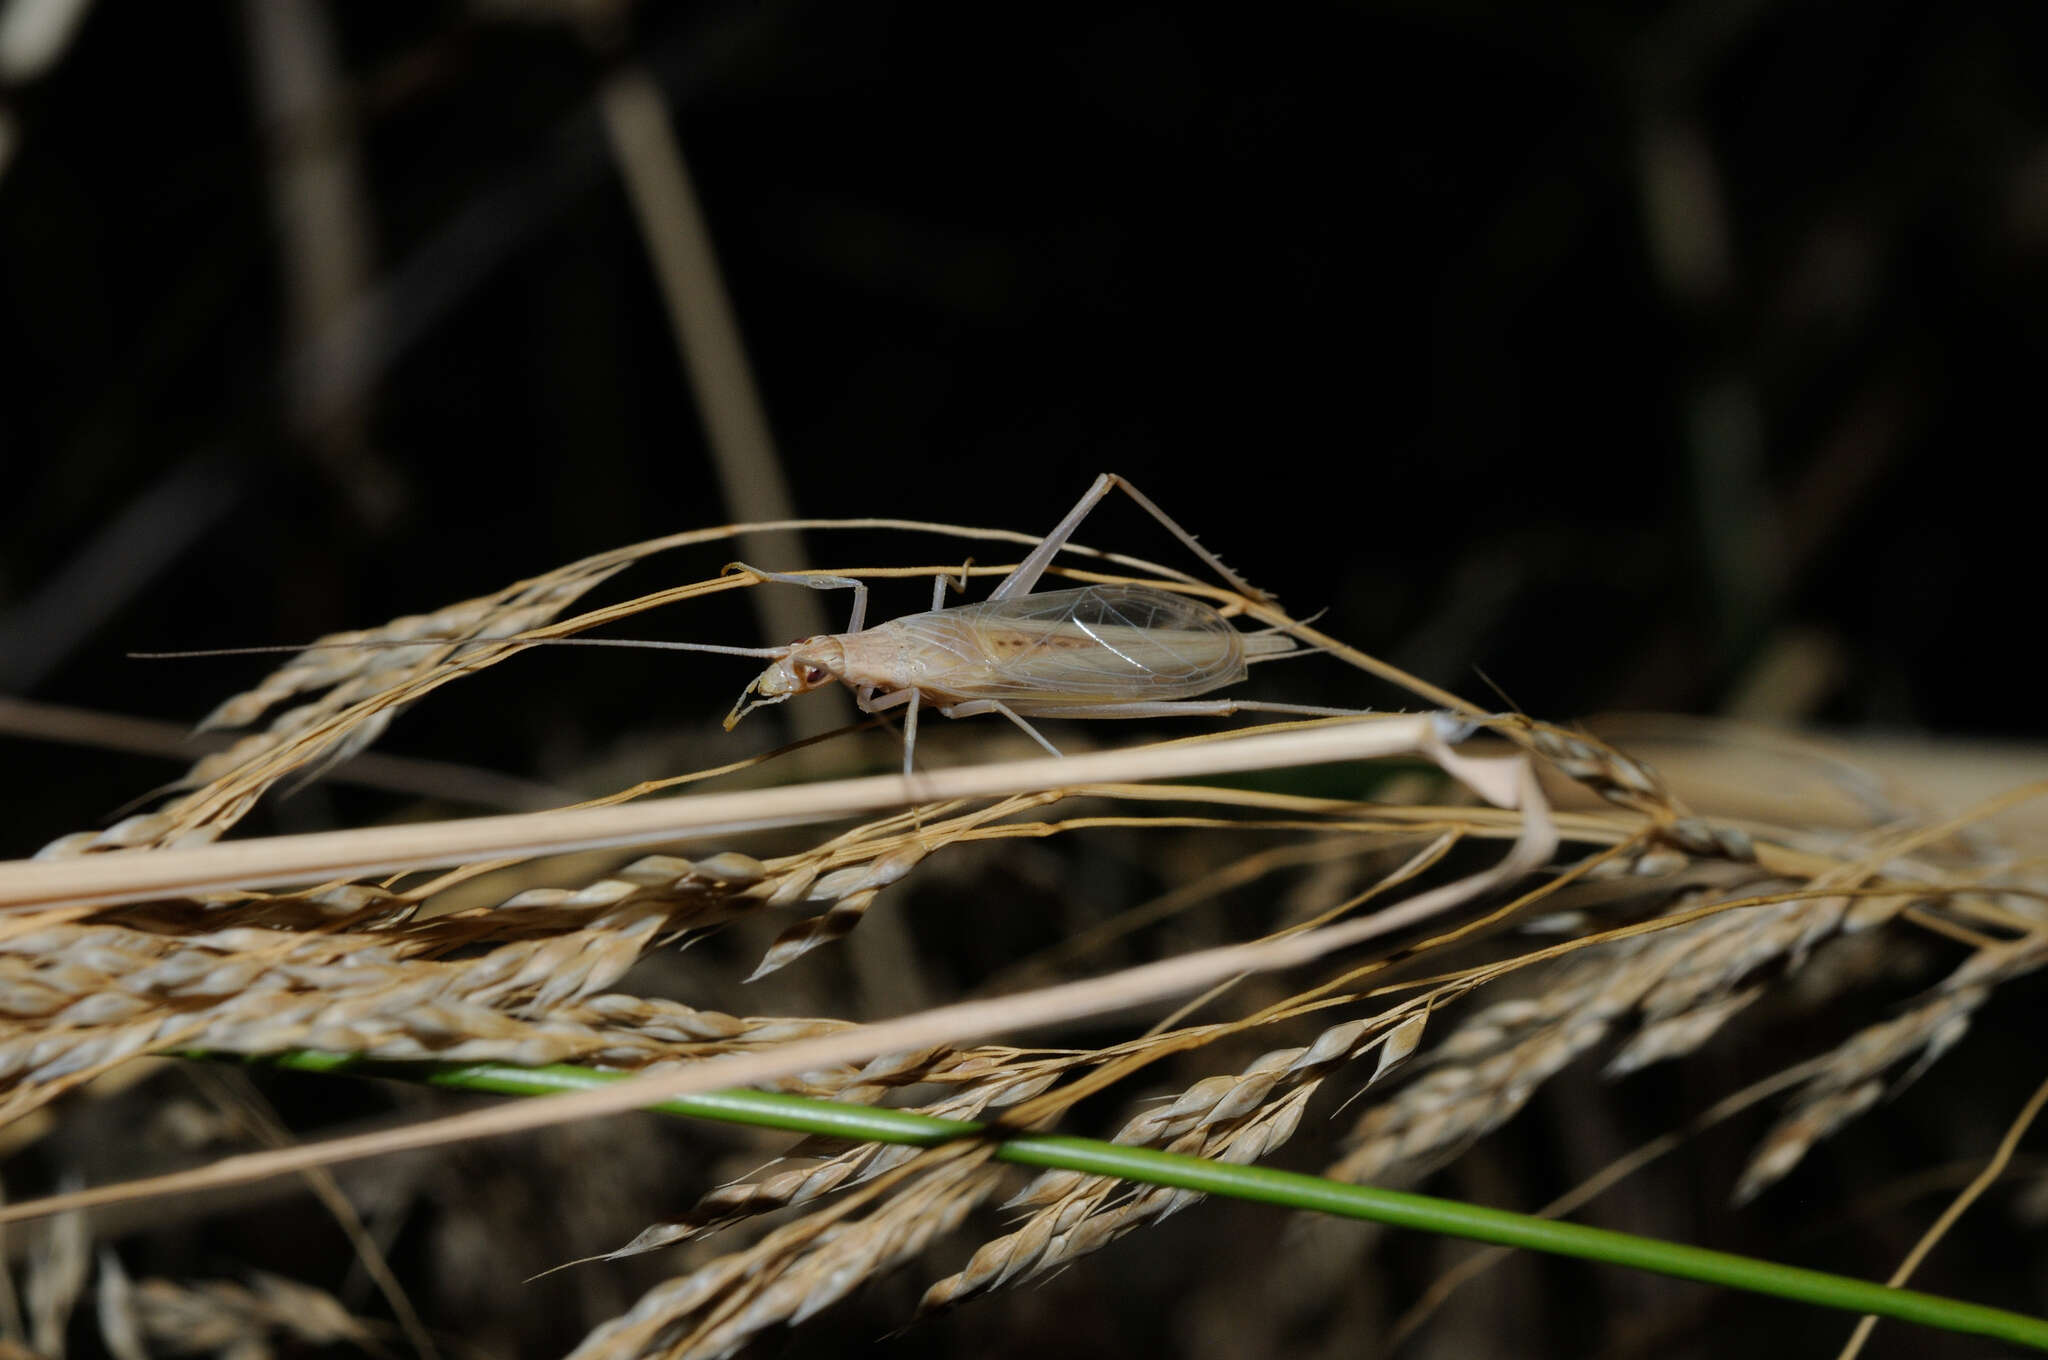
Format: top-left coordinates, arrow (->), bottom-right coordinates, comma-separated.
212,1051 -> 2048,1351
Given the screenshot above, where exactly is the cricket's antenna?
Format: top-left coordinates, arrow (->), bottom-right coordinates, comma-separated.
131,637 -> 791,662
1471,664 -> 1528,717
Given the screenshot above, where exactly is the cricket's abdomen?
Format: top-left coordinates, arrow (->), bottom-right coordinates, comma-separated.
861,584 -> 1247,709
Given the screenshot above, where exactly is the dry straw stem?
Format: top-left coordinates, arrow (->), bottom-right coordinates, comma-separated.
1836,1069 -> 2048,1360
0,718 -> 1555,1228
594,62 -> 834,686
0,737 -> 1530,1132
0,792 -> 1494,1136
641,834 -> 1460,1261
0,716 -> 1470,913
603,828 -> 1801,1316
0,694 -> 572,811
618,838 -> 1467,1255
1328,779 -> 2048,1196
1568,713 -> 2048,843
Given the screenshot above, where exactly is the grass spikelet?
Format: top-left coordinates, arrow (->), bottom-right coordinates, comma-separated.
916,1014 -> 1418,1313
568,1156 -> 1006,1360
95,1256 -> 379,1358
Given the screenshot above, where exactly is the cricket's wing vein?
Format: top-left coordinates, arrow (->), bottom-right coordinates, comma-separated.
887,585 -> 1249,709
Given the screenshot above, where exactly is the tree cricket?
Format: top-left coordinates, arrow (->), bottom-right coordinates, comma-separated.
700,473 -> 1358,772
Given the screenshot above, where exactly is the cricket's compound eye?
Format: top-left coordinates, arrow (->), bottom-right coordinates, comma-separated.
798,663 -> 831,687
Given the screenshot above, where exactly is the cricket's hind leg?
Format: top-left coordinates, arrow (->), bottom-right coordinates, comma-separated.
931,694 -> 1362,763
860,686 -> 1068,772
987,473 -> 1273,605
1001,698 -> 1369,721
937,699 -> 1065,759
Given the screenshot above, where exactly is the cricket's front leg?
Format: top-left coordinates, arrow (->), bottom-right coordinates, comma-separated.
852,683 -> 925,774
727,562 -> 871,634
855,686 -> 916,714
931,564 -> 971,611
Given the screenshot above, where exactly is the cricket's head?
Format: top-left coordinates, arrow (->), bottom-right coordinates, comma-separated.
723,637 -> 846,730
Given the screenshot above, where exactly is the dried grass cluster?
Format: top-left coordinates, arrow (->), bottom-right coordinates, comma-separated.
2,521 -> 2042,1359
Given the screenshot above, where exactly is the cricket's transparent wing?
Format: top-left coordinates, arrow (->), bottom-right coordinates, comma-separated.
905,584 -> 1248,707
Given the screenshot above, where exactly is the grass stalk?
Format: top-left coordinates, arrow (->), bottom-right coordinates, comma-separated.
221,1052 -> 2048,1352
0,717 -> 1449,912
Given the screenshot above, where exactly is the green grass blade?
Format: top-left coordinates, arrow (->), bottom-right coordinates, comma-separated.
215,1051 -> 2048,1350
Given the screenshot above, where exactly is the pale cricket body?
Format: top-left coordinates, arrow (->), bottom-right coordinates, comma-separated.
730,583 -> 1294,718
714,474 -> 1358,771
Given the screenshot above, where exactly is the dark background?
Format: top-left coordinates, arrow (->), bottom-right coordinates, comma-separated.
6,2 -> 2044,837
1,3 -> 2044,1356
